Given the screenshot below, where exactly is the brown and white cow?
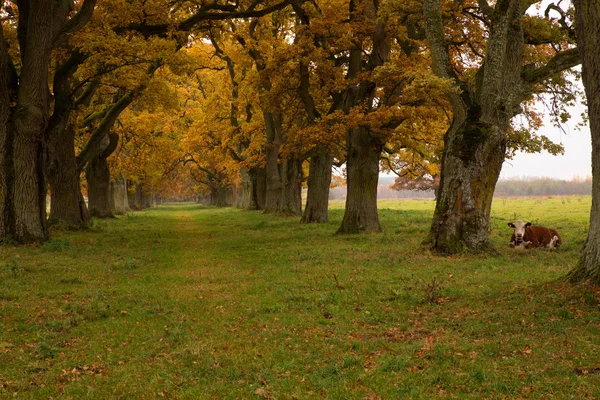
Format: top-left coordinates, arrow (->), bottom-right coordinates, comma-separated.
508,220 -> 562,249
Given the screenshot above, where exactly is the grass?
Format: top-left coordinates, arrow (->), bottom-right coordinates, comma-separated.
1,196 -> 599,399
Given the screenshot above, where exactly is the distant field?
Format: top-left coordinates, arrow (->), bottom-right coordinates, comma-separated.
1,196 -> 599,399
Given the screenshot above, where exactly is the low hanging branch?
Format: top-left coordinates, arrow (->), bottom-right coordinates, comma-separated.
116,0 -> 303,37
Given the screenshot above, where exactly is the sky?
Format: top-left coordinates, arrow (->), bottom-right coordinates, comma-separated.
500,105 -> 592,180
499,0 -> 593,180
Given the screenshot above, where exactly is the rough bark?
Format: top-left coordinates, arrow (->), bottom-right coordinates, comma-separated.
262,111 -> 285,213
0,0 -> 95,243
279,156 -> 303,215
428,115 -> 507,252
568,0 -> 600,284
47,125 -> 90,228
85,134 -> 118,218
128,183 -> 144,210
423,0 -> 580,253
86,157 -> 113,218
336,14 -> 389,234
302,145 -> 333,223
235,168 -> 258,209
45,51 -> 94,229
110,175 -> 130,214
211,185 -> 232,207
142,192 -> 155,208
0,27 -> 13,240
254,167 -> 267,210
337,127 -> 382,233
11,3 -> 55,243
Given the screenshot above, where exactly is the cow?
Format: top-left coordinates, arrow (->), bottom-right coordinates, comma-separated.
508,220 -> 562,250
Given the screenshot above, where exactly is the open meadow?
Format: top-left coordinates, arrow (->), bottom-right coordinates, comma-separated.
1,196 -> 599,399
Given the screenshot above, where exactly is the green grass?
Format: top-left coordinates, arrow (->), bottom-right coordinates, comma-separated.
1,196 -> 599,399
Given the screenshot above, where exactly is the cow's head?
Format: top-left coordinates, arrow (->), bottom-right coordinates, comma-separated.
508,220 -> 531,244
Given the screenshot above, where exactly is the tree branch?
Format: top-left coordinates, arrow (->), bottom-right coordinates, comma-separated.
423,0 -> 459,83
100,132 -> 119,160
53,0 -> 98,47
522,47 -> 580,84
117,0 -> 298,37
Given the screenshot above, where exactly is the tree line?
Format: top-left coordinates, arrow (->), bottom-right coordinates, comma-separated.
1,0 -> 600,283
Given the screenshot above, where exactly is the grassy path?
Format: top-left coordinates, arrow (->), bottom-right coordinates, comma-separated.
1,199 -> 600,399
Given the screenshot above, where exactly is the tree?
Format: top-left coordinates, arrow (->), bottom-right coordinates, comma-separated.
568,0 -> 600,284
423,0 -> 580,253
0,0 -> 96,243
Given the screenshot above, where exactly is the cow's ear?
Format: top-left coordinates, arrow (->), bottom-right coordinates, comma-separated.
525,222 -> 532,227
508,222 -> 515,228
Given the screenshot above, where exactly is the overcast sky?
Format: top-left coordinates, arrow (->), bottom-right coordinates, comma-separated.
500,0 -> 593,180
501,105 -> 592,180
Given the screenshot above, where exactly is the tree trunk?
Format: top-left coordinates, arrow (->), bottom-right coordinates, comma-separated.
9,1 -> 55,243
427,116 -> 507,253
111,175 -> 130,214
254,167 -> 267,210
210,184 -> 231,207
235,168 -> 257,209
568,0 -> 600,284
422,0 -> 564,253
0,1 -> 96,243
142,191 -> 155,208
263,111 -> 284,213
128,183 -> 144,210
86,156 -> 113,218
279,155 -> 303,215
47,125 -> 90,228
302,145 -> 333,223
0,46 -> 13,239
337,127 -> 382,234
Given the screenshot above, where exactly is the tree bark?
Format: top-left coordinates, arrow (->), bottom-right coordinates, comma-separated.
10,2 -> 55,243
235,168 -> 257,209
211,185 -> 231,207
0,28 -> 13,240
47,125 -> 90,228
86,156 -> 113,218
302,145 -> 333,223
0,1 -> 95,243
423,0 -> 580,253
568,0 -> 600,284
279,155 -> 303,215
110,175 -> 130,214
142,192 -> 155,208
337,127 -> 382,233
336,15 -> 389,234
428,115 -> 507,252
254,167 -> 267,210
128,182 -> 144,210
262,111 -> 284,213
85,133 -> 118,218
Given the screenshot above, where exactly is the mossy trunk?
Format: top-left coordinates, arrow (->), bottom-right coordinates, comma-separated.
568,0 -> 600,283
427,117 -> 506,253
302,146 -> 332,223
337,127 -> 382,234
